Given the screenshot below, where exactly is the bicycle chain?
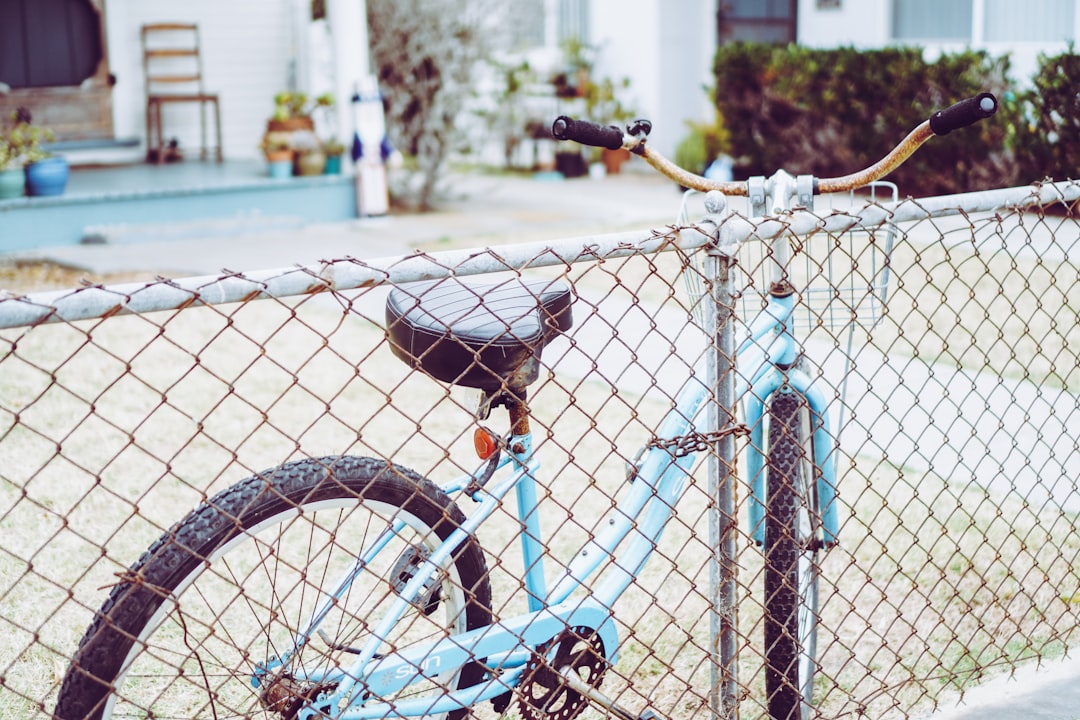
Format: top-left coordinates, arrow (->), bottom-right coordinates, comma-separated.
647,425 -> 749,458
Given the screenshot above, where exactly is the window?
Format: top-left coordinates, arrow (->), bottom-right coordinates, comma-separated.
719,0 -> 797,44
892,0 -> 1075,43
892,0 -> 972,41
508,0 -> 547,49
558,0 -> 590,46
983,0 -> 1074,41
506,0 -> 589,50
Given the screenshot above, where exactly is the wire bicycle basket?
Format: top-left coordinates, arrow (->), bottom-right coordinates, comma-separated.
679,182 -> 899,337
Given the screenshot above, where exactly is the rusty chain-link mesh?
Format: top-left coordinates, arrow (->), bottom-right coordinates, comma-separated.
1,182 -> 1078,720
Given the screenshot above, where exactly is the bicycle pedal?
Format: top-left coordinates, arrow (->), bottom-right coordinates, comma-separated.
389,544 -> 442,615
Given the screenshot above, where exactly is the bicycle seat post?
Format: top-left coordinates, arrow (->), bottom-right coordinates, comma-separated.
506,391 -> 531,440
481,389 -> 531,447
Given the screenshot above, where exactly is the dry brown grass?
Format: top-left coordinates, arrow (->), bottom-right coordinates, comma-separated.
0,259 -> 155,295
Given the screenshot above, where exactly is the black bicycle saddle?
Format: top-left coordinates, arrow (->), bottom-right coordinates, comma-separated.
386,278 -> 574,393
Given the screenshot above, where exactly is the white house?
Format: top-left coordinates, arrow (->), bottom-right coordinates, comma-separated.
797,0 -> 1079,84
1,0 -> 716,164
2,0 -> 1075,167
1,0 -> 368,164
495,0 -> 1078,162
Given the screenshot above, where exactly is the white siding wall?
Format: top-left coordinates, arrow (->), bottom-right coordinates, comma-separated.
796,0 -> 1080,86
797,0 -> 890,47
105,0 -> 299,160
102,0 -> 716,167
657,0 -> 716,161
590,0 -> 715,159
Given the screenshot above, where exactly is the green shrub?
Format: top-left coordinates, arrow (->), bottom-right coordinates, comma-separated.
1013,48 -> 1080,183
673,115 -> 730,176
712,43 -> 1018,195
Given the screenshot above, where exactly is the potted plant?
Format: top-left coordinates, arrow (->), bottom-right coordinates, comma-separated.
581,75 -> 635,175
266,91 -> 334,132
673,115 -> 730,178
6,108 -> 68,197
287,128 -> 324,176
263,91 -> 335,175
550,40 -> 637,177
296,146 -> 327,176
552,37 -> 595,99
260,135 -> 293,179
26,151 -> 71,197
323,137 -> 345,175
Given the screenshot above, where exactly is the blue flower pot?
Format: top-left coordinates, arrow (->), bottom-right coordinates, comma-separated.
324,154 -> 343,175
25,156 -> 70,197
268,159 -> 293,179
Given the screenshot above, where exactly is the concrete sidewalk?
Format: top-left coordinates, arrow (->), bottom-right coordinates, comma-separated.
10,170 -> 690,277
921,654 -> 1080,720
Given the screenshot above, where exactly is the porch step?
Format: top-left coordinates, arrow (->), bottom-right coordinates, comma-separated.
0,161 -> 357,253
43,137 -> 141,153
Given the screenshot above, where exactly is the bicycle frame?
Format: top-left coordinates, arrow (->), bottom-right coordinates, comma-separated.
285,259 -> 840,720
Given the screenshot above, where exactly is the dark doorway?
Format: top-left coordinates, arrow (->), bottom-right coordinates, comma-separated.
717,0 -> 798,44
0,0 -> 114,141
0,0 -> 104,89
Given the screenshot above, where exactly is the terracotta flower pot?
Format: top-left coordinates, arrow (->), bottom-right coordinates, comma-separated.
264,149 -> 293,163
266,117 -> 315,133
602,147 -> 630,174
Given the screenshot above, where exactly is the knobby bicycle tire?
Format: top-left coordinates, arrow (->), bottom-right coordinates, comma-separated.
764,390 -> 822,720
54,455 -> 493,720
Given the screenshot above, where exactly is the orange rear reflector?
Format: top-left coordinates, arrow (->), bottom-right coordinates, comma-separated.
473,427 -> 498,460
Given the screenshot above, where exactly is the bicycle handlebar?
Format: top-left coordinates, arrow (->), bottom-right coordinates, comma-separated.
552,93 -> 999,195
551,117 -> 624,150
929,92 -> 998,135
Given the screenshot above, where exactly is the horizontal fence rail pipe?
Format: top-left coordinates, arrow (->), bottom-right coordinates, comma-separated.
0,228 -> 689,330
1,181 -> 1076,331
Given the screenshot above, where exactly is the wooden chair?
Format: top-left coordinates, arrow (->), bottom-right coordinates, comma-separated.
141,23 -> 222,163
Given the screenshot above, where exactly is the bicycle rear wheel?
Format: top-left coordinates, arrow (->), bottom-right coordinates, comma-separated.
54,455 -> 493,720
764,389 -> 822,720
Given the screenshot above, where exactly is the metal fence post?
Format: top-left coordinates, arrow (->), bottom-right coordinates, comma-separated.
703,192 -> 739,720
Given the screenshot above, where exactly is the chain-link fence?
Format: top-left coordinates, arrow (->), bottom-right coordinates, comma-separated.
1,180 -> 1078,720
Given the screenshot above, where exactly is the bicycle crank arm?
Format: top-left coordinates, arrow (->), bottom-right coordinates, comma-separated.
558,666 -> 666,720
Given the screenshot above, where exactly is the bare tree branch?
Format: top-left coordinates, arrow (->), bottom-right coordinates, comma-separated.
368,0 -> 502,210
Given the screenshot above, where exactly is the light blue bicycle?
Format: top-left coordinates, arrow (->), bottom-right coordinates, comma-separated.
56,94 -> 997,720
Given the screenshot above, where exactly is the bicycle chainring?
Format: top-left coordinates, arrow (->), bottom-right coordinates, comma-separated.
518,626 -> 608,720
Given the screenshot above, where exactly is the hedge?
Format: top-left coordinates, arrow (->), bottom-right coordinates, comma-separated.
1012,49 -> 1080,184
709,43 -> 1077,195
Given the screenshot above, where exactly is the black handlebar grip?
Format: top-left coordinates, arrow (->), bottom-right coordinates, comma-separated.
552,116 -> 624,150
929,92 -> 998,135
